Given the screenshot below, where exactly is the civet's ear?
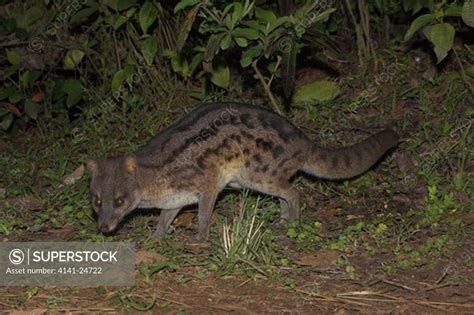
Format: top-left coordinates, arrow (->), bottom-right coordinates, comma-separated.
85,158 -> 99,176
124,155 -> 137,175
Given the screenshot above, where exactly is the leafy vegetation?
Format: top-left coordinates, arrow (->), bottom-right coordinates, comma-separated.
2,0 -> 471,130
0,0 -> 473,313
212,192 -> 275,276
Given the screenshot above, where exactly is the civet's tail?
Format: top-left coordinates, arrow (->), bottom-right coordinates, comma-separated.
302,129 -> 399,179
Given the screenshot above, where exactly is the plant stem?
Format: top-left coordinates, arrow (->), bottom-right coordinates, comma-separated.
344,0 -> 363,66
251,60 -> 283,115
452,46 -> 474,96
112,30 -> 121,70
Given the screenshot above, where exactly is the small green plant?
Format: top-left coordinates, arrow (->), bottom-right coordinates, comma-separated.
116,288 -> 156,311
383,233 -> 455,272
286,220 -> 323,249
328,222 -> 366,252
0,0 -> 176,131
282,276 -> 298,288
172,0 -> 336,110
424,183 -> 458,223
404,0 -> 474,64
336,256 -> 357,279
46,296 -> 62,309
138,261 -> 177,283
213,192 -> 274,276
195,269 -> 207,280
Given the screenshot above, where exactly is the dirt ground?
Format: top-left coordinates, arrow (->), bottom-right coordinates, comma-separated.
1,195 -> 473,314
1,50 -> 473,314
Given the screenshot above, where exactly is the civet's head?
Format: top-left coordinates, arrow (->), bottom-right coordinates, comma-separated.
87,155 -> 141,234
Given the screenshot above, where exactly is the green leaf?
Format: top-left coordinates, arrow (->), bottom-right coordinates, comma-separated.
24,100 -> 39,120
139,2 -> 159,34
231,3 -> 243,26
174,0 -> 199,13
309,8 -> 337,25
6,50 -> 20,65
268,17 -> 289,33
107,0 -> 136,11
402,0 -> 418,13
171,54 -> 189,78
223,12 -> 233,30
404,14 -> 435,41
4,63 -> 18,77
0,113 -> 14,130
105,14 -> 129,30
62,79 -> 83,107
294,1 -> 319,20
232,27 -> 259,40
0,86 -> 16,101
125,7 -> 137,18
70,7 -> 99,26
176,4 -> 201,52
234,37 -> 248,47
117,0 -> 136,11
111,68 -> 133,94
223,2 -> 236,16
287,228 -> 298,239
462,1 -> 474,27
209,58 -> 230,89
292,4 -> 335,36
0,18 -> 17,35
443,6 -> 463,17
20,70 -> 41,87
293,80 -> 340,104
9,90 -> 22,104
25,6 -> 44,26
281,36 -> 296,100
189,52 -> 203,76
241,20 -> 260,30
267,27 -> 287,42
204,33 -> 225,62
63,49 -> 85,70
114,15 -> 129,30
255,7 -> 276,23
192,46 -> 205,53
220,34 -> 232,50
345,265 -> 356,280
240,44 -> 263,67
141,36 -> 158,66
162,49 -> 175,59
423,23 -> 455,64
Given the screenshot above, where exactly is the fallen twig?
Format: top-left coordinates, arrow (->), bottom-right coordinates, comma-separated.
337,291 -> 474,311
435,266 -> 450,285
423,283 -> 455,292
379,278 -> 417,292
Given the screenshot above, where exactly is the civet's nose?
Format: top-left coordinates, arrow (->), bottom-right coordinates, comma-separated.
99,223 -> 114,233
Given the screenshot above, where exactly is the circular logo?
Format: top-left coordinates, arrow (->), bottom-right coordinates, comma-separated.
9,249 -> 24,265
278,36 -> 294,53
27,37 -> 44,53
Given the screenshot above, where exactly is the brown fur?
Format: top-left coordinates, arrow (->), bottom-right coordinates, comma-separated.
88,102 -> 399,240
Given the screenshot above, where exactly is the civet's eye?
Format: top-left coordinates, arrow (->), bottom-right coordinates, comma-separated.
114,197 -> 124,208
